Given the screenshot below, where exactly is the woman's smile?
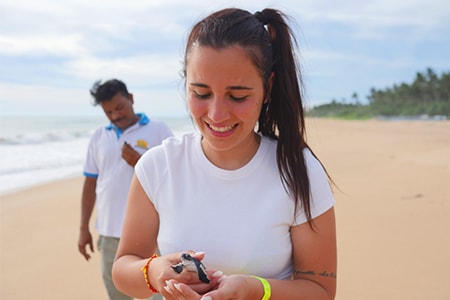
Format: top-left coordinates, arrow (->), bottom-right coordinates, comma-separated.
206,122 -> 238,134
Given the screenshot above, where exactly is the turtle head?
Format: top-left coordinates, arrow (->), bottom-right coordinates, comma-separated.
180,253 -> 195,263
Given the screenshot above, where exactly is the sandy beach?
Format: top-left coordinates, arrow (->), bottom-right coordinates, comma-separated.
1,118 -> 449,299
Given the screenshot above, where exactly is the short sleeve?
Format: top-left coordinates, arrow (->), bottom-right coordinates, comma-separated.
82,129 -> 100,177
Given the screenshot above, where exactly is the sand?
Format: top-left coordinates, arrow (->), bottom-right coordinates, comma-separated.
1,118 -> 449,299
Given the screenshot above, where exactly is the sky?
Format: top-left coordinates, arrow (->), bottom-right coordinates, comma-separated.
0,0 -> 449,117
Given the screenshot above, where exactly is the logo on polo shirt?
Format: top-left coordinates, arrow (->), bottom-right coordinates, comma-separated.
136,139 -> 148,149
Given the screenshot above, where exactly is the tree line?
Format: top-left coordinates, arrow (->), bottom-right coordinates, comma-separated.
307,68 -> 450,119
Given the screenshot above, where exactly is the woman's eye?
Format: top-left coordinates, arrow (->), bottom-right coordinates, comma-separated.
230,95 -> 248,102
193,91 -> 211,99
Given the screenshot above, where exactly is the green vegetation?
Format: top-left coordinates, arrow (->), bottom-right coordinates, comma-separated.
307,68 -> 450,119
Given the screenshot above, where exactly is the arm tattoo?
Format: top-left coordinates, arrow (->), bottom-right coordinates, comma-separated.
295,270 -> 337,279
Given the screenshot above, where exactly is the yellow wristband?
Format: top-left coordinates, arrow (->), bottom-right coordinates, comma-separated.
251,276 -> 271,300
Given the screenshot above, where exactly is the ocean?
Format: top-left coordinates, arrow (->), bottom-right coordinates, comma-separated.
0,115 -> 194,195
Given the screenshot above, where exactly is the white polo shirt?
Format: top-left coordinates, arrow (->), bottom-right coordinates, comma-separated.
83,113 -> 173,238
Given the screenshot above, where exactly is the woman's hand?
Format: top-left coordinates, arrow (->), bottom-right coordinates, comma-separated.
163,274 -> 260,300
162,269 -> 223,300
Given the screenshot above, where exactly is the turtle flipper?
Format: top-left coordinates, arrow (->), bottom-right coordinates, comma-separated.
171,263 -> 184,273
193,259 -> 210,283
197,265 -> 210,284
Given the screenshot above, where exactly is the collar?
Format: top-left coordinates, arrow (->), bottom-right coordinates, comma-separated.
106,113 -> 150,139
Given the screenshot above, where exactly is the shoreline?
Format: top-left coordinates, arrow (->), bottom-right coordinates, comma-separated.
0,173 -> 82,198
1,117 -> 448,197
1,118 -> 450,299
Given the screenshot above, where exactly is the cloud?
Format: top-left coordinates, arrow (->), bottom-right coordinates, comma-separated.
0,0 -> 449,115
63,53 -> 183,86
299,0 -> 450,41
0,34 -> 87,57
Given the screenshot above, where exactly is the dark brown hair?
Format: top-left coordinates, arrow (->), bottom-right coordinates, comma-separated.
183,8 -> 322,225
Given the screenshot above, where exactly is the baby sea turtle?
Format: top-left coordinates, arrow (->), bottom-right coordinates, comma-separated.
171,253 -> 210,283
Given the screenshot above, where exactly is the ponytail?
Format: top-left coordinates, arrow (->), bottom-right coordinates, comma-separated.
255,9 -> 313,225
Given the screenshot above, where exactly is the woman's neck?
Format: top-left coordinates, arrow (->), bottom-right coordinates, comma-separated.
201,133 -> 261,170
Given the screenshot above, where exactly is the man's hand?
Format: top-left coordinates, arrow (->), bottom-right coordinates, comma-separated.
78,228 -> 94,261
122,142 -> 141,167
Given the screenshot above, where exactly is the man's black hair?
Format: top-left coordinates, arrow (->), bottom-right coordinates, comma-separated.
90,79 -> 129,105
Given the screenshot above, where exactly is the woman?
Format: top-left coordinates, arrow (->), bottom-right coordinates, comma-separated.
113,8 -> 337,300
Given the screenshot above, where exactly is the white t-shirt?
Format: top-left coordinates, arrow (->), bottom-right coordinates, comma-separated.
135,133 -> 334,279
83,114 -> 173,238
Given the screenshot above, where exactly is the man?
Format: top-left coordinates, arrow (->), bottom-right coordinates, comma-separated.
78,79 -> 172,300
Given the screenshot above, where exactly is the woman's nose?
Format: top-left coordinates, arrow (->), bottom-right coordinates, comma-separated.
208,97 -> 230,123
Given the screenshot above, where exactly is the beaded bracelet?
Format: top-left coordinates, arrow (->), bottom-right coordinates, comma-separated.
141,254 -> 159,293
251,275 -> 271,300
